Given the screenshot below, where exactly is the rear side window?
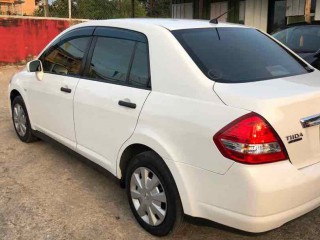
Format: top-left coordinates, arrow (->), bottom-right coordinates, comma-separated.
42,37 -> 91,76
85,29 -> 151,89
129,42 -> 150,87
173,28 -> 308,83
88,37 -> 135,83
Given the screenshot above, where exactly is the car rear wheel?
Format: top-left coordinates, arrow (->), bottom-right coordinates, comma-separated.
125,151 -> 184,236
12,96 -> 37,143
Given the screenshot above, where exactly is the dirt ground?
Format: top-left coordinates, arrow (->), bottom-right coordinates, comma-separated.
1,65 -> 320,240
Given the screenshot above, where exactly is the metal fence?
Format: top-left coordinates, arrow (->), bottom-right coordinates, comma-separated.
0,0 -> 171,20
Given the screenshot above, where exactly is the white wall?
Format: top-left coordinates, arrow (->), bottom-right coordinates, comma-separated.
239,1 -> 246,22
244,0 -> 269,32
316,0 -> 320,20
210,1 -> 229,22
286,0 -> 306,16
172,3 -> 193,19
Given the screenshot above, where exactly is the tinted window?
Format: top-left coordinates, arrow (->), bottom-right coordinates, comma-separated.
42,37 -> 91,76
88,37 -> 135,83
273,26 -> 320,53
173,28 -> 308,83
129,42 -> 150,87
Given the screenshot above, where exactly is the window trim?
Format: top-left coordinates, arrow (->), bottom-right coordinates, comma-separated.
38,26 -> 152,90
40,36 -> 93,78
39,26 -> 95,78
93,27 -> 148,43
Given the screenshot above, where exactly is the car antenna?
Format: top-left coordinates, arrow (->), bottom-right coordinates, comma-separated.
209,8 -> 234,24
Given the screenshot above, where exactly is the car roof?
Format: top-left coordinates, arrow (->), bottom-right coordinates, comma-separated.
287,21 -> 320,26
76,18 -> 249,31
274,21 -> 320,33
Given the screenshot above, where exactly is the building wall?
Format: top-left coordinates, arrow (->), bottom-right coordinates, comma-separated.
316,0 -> 320,20
22,0 -> 36,15
210,1 -> 229,21
239,0 -> 246,22
244,0 -> 269,32
0,0 -> 35,15
286,0 -> 305,16
172,0 -> 319,31
0,1 -> 13,15
0,17 -> 70,63
172,3 -> 194,19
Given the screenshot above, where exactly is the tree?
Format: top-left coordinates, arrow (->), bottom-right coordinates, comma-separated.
49,0 -> 71,18
34,0 -> 50,17
34,0 -> 173,19
131,0 -> 135,18
34,0 -> 147,19
138,0 -> 171,18
43,0 -> 49,17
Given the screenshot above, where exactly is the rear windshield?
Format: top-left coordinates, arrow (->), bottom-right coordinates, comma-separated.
173,28 -> 309,83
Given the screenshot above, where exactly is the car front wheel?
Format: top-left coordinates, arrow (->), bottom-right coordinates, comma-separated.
12,96 -> 37,143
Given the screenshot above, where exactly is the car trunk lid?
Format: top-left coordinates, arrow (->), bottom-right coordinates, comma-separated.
214,71 -> 320,169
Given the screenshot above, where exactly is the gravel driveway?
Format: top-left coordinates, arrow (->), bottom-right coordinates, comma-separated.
1,65 -> 320,240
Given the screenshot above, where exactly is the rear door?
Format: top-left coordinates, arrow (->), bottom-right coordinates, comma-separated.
74,27 -> 151,173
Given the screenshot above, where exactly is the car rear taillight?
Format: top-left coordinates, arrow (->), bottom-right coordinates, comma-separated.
213,112 -> 288,164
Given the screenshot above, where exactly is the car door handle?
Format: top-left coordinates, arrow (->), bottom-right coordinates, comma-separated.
118,100 -> 136,109
60,87 -> 72,93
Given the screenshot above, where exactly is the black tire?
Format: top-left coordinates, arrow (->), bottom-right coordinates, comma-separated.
11,96 -> 37,143
125,151 -> 184,236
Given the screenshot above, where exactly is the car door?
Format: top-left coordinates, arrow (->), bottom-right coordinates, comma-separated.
74,27 -> 151,174
27,27 -> 94,149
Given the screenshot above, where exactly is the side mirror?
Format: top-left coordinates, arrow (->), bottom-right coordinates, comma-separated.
27,60 -> 42,72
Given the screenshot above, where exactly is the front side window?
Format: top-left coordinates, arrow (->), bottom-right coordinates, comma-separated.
88,37 -> 135,84
173,28 -> 308,83
41,37 -> 91,76
273,25 -> 320,53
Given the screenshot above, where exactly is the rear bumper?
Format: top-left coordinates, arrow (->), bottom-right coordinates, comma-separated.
177,160 -> 320,232
195,192 -> 320,233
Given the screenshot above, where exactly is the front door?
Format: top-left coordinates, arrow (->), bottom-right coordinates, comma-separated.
28,33 -> 93,149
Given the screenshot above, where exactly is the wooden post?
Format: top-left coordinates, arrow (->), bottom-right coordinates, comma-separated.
43,0 -> 49,17
68,0 -> 72,20
305,0 -> 311,23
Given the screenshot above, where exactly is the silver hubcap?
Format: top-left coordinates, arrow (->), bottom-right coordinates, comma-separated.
13,104 -> 27,137
130,167 -> 167,226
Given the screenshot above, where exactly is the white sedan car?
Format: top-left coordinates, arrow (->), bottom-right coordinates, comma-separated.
8,19 -> 320,236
